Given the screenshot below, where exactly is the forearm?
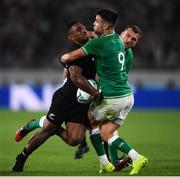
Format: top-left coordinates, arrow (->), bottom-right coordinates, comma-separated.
72,75 -> 99,97
60,48 -> 86,64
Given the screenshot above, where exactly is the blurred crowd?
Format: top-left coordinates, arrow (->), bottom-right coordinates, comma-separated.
0,0 -> 180,70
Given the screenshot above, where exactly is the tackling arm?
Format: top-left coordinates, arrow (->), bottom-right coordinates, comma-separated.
60,48 -> 86,64
68,65 -> 100,98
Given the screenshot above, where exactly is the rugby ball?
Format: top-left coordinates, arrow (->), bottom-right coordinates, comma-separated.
76,79 -> 97,104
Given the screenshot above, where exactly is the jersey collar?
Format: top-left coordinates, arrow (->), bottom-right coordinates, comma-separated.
103,31 -> 115,37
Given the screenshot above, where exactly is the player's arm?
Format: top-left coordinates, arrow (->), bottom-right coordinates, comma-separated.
60,38 -> 98,64
60,48 -> 86,64
68,65 -> 100,98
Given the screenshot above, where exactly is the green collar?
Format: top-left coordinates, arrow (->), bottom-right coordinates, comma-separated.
103,32 -> 115,37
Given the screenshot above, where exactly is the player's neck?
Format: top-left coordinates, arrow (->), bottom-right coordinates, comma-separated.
74,40 -> 87,46
100,29 -> 115,37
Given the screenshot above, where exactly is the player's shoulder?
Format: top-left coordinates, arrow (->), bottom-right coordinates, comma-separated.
87,37 -> 101,44
125,48 -> 133,58
107,32 -> 120,39
82,38 -> 102,52
126,48 -> 133,54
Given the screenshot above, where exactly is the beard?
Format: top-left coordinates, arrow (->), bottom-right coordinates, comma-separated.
94,30 -> 101,36
93,26 -> 102,36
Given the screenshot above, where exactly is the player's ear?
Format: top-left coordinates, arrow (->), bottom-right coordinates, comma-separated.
103,23 -> 109,30
120,31 -> 124,38
68,35 -> 73,41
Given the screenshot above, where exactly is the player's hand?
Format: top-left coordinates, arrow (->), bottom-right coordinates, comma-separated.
90,89 -> 101,102
60,54 -> 70,64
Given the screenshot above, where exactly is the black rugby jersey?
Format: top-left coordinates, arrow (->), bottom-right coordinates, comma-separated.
60,44 -> 96,101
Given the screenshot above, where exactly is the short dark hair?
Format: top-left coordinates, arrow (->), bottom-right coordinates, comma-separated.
67,20 -> 79,31
125,25 -> 142,38
96,8 -> 118,27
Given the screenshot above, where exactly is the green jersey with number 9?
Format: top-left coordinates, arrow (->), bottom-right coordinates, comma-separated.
82,32 -> 132,98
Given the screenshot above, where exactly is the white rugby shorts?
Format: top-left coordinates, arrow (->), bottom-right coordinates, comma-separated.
90,94 -> 134,125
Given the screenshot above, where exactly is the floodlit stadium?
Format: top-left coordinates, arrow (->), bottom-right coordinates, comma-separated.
0,0 -> 180,176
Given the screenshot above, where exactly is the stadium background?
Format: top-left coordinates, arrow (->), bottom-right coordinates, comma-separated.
0,0 -> 180,176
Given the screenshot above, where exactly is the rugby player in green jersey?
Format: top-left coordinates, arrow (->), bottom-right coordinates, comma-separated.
107,24 -> 142,170
61,8 -> 148,175
13,24 -> 143,171
75,25 -> 143,168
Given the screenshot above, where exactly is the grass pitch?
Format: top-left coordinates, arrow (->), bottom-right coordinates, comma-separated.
0,109 -> 180,176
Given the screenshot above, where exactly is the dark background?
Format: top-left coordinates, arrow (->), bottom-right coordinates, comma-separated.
0,0 -> 180,70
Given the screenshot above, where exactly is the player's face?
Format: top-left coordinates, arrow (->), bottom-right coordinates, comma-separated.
87,31 -> 98,39
68,23 -> 89,44
121,28 -> 140,48
93,15 -> 104,36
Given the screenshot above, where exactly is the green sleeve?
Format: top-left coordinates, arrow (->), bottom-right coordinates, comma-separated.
81,38 -> 101,56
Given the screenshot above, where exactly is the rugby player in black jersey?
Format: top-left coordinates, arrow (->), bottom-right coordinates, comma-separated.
12,21 -> 100,172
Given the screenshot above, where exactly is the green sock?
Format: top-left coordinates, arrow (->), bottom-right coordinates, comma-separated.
27,120 -> 40,131
111,137 -> 132,156
90,133 -> 106,156
109,144 -> 119,164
